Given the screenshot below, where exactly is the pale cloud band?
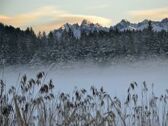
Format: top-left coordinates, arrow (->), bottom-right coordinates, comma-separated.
1,5 -> 168,33
129,7 -> 168,22
0,6 -> 112,33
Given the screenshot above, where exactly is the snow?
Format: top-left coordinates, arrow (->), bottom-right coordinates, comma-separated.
53,19 -> 110,39
72,28 -> 81,39
52,18 -> 168,40
71,24 -> 81,39
113,18 -> 168,32
53,29 -> 63,40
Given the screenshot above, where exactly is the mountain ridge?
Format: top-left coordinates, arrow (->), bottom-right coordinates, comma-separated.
51,18 -> 168,39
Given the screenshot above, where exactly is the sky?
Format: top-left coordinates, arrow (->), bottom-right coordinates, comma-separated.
0,0 -> 168,33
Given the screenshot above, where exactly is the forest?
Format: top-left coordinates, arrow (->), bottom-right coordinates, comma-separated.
0,21 -> 168,65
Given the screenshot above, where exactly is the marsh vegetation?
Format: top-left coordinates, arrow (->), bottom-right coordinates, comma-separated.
0,72 -> 168,126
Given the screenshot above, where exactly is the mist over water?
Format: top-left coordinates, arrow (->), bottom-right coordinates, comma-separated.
1,59 -> 168,98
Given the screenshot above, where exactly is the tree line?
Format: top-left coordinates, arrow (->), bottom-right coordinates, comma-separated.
0,22 -> 168,65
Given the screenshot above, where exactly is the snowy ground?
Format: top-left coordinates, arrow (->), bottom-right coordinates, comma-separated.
1,59 -> 168,99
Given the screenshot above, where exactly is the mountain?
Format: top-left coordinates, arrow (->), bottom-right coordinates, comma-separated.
112,18 -> 168,32
52,19 -> 109,39
52,18 -> 168,40
80,19 -> 109,34
110,19 -> 136,31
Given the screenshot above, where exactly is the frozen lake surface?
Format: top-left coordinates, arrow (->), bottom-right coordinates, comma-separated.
1,59 -> 168,98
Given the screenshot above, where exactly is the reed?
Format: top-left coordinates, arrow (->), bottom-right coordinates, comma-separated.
0,73 -> 168,126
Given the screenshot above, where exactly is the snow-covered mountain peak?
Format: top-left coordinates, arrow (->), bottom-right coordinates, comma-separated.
113,19 -> 132,31
113,18 -> 168,32
141,19 -> 149,24
81,19 -> 92,26
62,23 -> 71,32
120,19 -> 130,25
52,18 -> 168,40
80,19 -> 104,28
161,18 -> 168,23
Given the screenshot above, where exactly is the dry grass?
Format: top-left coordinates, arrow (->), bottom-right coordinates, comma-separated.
0,73 -> 168,126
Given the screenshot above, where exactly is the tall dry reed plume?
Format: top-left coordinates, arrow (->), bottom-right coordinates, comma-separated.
0,73 -> 168,126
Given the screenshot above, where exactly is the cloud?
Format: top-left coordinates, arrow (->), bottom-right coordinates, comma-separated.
129,7 -> 168,22
0,6 -> 67,27
0,15 -> 11,20
86,4 -> 110,11
0,6 -> 112,33
33,14 -> 112,33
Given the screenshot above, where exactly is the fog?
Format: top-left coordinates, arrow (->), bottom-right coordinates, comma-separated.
1,59 -> 168,98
